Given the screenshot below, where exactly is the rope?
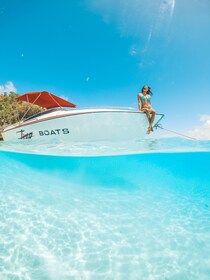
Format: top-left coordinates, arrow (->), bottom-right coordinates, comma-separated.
155,124 -> 198,140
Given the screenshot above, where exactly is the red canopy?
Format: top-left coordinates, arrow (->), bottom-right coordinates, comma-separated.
18,91 -> 76,109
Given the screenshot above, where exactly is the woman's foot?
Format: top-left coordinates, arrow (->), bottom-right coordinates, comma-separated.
150,126 -> 154,132
147,127 -> 151,134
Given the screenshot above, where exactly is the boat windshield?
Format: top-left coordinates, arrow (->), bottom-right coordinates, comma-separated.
23,107 -> 68,122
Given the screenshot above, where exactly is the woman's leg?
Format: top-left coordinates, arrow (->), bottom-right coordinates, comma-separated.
141,108 -> 151,121
141,108 -> 153,134
149,109 -> 156,131
143,109 -> 152,134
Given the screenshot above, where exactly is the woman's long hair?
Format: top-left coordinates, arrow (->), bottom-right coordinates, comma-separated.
141,85 -> 153,96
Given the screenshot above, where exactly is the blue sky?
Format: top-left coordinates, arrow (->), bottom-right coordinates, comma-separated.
1,0 -> 210,138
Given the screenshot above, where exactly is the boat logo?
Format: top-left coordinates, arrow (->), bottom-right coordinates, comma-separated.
17,129 -> 33,139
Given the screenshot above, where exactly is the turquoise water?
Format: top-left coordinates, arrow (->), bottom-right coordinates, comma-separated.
1,138 -> 210,279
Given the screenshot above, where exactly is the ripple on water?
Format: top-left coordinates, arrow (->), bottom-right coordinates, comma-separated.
0,137 -> 210,156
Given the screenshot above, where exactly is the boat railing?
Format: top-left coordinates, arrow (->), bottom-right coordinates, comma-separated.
21,106 -> 139,123
67,106 -> 138,111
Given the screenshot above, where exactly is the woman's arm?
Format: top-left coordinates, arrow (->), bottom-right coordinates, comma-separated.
137,94 -> 142,111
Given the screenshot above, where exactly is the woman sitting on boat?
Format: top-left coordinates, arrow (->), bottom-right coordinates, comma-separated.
138,85 -> 156,134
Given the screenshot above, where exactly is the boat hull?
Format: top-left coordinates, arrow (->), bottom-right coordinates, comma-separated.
2,110 -> 164,142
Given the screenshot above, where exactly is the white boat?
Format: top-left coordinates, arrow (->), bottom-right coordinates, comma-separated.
2,91 -> 164,142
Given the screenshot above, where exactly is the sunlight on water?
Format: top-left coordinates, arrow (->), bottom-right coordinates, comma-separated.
1,140 -> 210,279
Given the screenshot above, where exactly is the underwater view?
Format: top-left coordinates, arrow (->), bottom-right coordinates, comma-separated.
1,138 -> 210,279
1,0 -> 210,278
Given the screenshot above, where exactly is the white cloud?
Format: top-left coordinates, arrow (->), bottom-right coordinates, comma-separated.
88,0 -> 156,36
187,115 -> 210,140
88,0 -> 175,38
152,0 -> 175,38
0,81 -> 17,94
200,115 -> 210,122
87,0 -> 176,66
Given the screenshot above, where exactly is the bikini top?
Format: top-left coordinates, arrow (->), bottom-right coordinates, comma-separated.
141,94 -> 151,102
